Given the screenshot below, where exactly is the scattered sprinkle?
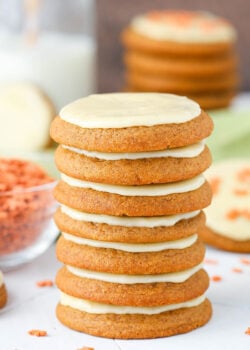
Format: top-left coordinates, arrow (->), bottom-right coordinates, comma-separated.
36,279 -> 54,287
209,177 -> 221,195
245,327 -> 250,335
211,275 -> 222,282
77,347 -> 94,350
28,329 -> 47,337
240,258 -> 250,265
237,168 -> 250,183
226,209 -> 250,221
233,189 -> 248,196
204,258 -> 218,265
232,267 -> 243,273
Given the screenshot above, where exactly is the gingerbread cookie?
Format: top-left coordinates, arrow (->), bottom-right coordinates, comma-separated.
200,159 -> 250,252
56,236 -> 205,275
56,266 -> 209,306
55,144 -> 212,185
56,298 -> 212,339
50,94 -> 213,152
54,207 -> 206,243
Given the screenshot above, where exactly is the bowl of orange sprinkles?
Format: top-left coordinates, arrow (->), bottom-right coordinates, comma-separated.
0,158 -> 58,270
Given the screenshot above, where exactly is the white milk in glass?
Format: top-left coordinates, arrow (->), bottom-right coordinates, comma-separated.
0,0 -> 96,111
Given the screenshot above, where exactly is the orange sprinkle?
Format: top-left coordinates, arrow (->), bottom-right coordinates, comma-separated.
232,267 -> 243,273
234,189 -> 248,196
78,348 -> 94,350
209,177 -> 221,195
204,258 -> 218,265
211,275 -> 222,282
245,327 -> 250,335
240,257 -> 250,265
201,20 -> 220,31
242,210 -> 250,220
28,329 -> 47,337
147,10 -> 198,26
226,209 -> 241,220
227,209 -> 250,221
237,168 -> 250,183
36,279 -> 54,287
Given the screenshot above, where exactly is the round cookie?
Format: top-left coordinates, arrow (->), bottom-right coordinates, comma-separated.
56,236 -> 205,275
200,226 -> 250,253
54,179 -> 212,217
189,91 -> 235,110
122,27 -> 234,57
55,144 -> 212,185
50,95 -> 214,153
54,208 -> 205,243
126,71 -> 238,94
124,51 -> 237,78
200,159 -> 250,252
0,271 -> 7,308
56,266 -> 209,306
122,10 -> 236,57
56,298 -> 212,339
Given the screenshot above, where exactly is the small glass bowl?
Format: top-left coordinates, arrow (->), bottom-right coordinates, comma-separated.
0,180 -> 59,271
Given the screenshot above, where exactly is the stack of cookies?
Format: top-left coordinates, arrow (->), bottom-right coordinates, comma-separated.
50,93 -> 213,339
122,10 -> 239,110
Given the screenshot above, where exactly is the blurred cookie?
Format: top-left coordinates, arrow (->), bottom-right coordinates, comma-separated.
200,159 -> 250,252
0,271 -> 7,308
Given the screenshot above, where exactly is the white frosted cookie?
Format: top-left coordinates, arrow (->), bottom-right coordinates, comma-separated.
131,10 -> 236,43
200,159 -> 250,252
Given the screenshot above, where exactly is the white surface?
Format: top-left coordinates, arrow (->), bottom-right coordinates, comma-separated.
0,245 -> 250,350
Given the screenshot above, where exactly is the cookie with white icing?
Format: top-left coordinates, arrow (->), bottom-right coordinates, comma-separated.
200,159 -> 250,252
56,298 -> 212,339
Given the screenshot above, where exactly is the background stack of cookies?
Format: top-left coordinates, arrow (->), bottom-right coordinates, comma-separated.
51,93 -> 214,339
122,10 -> 239,110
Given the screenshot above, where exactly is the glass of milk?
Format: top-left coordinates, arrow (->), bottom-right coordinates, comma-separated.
0,0 -> 96,111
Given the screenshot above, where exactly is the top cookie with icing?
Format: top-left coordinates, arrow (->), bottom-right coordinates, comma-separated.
51,93 -> 213,152
60,93 -> 200,129
131,10 -> 236,43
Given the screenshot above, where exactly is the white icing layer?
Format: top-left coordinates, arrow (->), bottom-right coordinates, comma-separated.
61,173 -> 205,197
60,292 -> 206,315
205,159 -> 250,241
62,232 -> 197,252
62,141 -> 205,160
66,262 -> 203,284
60,93 -> 201,128
0,271 -> 3,287
61,205 -> 200,228
131,11 -> 236,43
